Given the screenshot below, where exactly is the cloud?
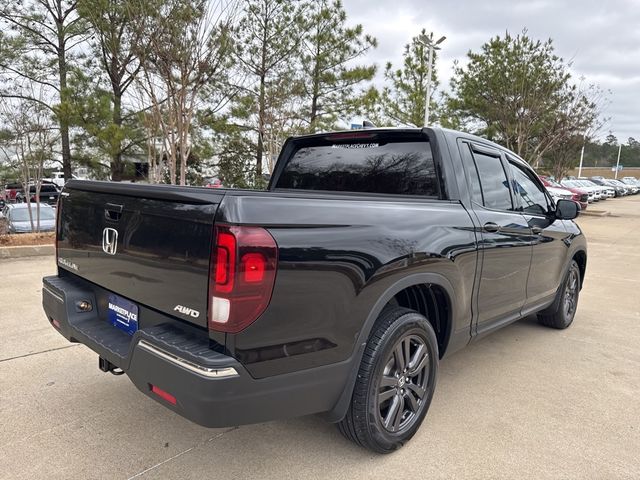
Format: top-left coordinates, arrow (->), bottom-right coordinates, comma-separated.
344,0 -> 639,140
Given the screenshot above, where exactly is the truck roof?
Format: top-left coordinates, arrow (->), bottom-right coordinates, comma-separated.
286,126 -> 530,167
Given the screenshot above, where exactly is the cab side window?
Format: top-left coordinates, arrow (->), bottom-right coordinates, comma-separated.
509,162 -> 550,216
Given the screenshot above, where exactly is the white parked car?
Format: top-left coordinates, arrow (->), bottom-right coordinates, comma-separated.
546,186 -> 574,204
561,180 -> 597,202
578,179 -> 609,200
43,171 -> 79,189
619,177 -> 640,194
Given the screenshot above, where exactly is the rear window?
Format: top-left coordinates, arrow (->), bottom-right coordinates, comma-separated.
10,207 -> 55,221
30,185 -> 58,193
275,135 -> 438,197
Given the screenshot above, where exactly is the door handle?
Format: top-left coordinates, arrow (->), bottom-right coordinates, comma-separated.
483,222 -> 500,233
531,226 -> 543,234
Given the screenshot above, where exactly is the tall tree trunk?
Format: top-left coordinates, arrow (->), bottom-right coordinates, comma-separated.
60,116 -> 72,180
310,64 -> 319,132
256,13 -> 269,180
256,73 -> 265,178
309,32 -> 321,133
111,91 -> 123,181
56,4 -> 73,181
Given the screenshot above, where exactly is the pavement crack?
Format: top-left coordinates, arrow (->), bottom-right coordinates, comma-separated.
0,344 -> 79,363
125,427 -> 238,480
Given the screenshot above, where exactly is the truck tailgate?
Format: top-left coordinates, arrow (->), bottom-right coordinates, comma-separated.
57,181 -> 223,328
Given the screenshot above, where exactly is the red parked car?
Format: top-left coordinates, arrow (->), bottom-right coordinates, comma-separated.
2,183 -> 24,203
539,176 -> 588,210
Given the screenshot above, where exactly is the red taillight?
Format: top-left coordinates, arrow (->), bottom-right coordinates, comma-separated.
241,253 -> 266,283
214,231 -> 236,292
208,225 -> 278,333
151,384 -> 177,405
325,132 -> 376,141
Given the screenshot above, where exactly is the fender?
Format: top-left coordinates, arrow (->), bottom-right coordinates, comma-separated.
325,272 -> 459,423
540,247 -> 587,316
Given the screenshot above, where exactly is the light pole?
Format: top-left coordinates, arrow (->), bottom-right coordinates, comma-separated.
614,143 -> 622,179
577,133 -> 586,178
417,33 -> 446,127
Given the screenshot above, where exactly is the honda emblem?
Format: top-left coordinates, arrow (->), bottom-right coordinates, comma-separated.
102,227 -> 118,255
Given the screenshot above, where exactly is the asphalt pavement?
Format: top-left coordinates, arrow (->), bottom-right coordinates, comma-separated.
1,195 -> 639,479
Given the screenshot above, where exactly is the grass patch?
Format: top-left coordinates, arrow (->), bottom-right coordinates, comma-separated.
0,231 -> 55,246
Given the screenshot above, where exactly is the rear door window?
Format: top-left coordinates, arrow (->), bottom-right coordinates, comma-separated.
275,135 -> 439,197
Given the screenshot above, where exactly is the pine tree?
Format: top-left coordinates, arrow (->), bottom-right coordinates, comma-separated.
300,0 -> 376,133
78,0 -> 150,180
0,0 -> 89,181
230,0 -> 307,178
380,29 -> 439,127
446,30 -> 603,165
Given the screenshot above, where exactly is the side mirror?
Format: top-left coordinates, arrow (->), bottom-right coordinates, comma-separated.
555,199 -> 579,220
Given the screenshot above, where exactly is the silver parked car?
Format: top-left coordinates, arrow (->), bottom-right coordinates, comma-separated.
619,178 -> 640,194
608,179 -> 637,195
6,203 -> 56,233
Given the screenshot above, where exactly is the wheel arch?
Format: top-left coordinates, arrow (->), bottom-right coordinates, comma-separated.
325,272 -> 456,423
359,273 -> 455,357
572,249 -> 587,288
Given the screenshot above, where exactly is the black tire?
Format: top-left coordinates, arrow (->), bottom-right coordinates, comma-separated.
538,260 -> 581,329
337,307 -> 438,453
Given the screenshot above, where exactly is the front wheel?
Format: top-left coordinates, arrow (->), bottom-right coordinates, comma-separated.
538,260 -> 581,329
337,307 -> 438,453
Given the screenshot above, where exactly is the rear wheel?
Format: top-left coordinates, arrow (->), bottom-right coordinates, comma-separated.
538,260 -> 581,329
337,307 -> 438,453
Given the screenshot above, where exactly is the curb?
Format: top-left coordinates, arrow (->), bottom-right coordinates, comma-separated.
580,210 -> 610,217
0,244 -> 55,259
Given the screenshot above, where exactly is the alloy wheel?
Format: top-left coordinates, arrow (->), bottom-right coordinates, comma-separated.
376,334 -> 431,434
563,268 -> 579,319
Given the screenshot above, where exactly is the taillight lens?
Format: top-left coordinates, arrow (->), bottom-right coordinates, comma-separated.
208,225 -> 278,333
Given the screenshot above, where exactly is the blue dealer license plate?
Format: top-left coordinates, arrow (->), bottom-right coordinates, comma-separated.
108,294 -> 139,335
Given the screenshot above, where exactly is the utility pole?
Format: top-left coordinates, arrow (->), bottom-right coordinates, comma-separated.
417,33 -> 446,127
614,144 -> 622,179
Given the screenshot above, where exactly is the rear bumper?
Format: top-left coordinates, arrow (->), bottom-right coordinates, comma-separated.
42,275 -> 351,427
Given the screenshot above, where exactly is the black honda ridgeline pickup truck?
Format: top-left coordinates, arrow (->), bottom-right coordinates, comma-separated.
43,128 -> 586,453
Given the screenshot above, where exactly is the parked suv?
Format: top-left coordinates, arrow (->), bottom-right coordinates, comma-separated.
561,180 -> 596,202
589,178 -> 625,197
539,177 -> 588,210
618,178 -> 639,194
609,178 -> 637,195
16,183 -> 60,206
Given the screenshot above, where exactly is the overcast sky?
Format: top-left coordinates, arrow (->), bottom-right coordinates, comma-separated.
343,0 -> 639,142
